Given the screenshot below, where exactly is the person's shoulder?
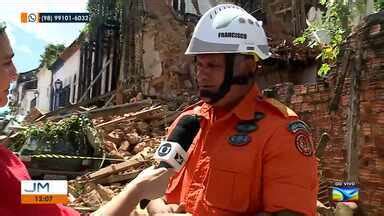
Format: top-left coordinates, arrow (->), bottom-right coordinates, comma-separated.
257,97 -> 298,120
179,100 -> 204,115
257,97 -> 313,136
168,100 -> 203,129
259,97 -> 315,157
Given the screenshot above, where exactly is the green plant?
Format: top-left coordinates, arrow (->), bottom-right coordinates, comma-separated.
295,0 -> 383,77
294,0 -> 350,77
39,44 -> 65,68
375,0 -> 384,10
10,115 -> 97,154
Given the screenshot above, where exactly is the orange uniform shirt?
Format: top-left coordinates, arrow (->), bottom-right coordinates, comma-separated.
165,86 -> 318,216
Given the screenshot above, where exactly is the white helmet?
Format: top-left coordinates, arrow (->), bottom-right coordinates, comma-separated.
185,4 -> 271,60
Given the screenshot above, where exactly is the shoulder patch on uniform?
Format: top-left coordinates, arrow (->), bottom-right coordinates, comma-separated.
288,120 -> 315,157
288,120 -> 311,133
264,98 -> 298,118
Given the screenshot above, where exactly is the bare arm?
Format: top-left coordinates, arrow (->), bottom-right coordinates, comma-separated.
147,198 -> 184,215
92,182 -> 142,216
92,166 -> 174,216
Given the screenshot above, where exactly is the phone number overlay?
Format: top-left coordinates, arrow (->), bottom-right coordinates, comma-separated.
39,13 -> 90,23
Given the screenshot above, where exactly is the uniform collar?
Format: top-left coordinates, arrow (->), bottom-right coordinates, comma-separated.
199,85 -> 261,121
232,85 -> 261,120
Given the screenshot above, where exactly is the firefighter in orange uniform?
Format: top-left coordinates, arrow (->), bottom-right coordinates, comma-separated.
147,4 -> 318,216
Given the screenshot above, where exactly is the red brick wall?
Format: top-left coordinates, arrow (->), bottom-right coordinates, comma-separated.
270,15 -> 384,215
273,80 -> 347,179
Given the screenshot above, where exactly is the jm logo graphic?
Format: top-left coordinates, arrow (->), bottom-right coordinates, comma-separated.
21,180 -> 68,204
24,182 -> 49,193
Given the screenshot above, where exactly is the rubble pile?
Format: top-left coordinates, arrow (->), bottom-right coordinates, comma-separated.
68,153 -> 152,214
92,105 -> 169,160
63,102 -> 184,213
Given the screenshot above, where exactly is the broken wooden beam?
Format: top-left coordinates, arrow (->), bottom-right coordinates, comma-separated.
316,132 -> 330,159
24,107 -> 43,123
78,60 -> 111,103
274,7 -> 292,15
329,49 -> 351,112
151,110 -> 182,128
346,41 -> 362,182
96,116 -> 128,129
72,206 -> 99,212
46,100 -> 153,122
36,103 -> 84,122
94,170 -> 141,185
79,106 -> 97,111
86,157 -> 146,181
95,106 -> 163,128
103,94 -> 116,108
88,99 -> 153,118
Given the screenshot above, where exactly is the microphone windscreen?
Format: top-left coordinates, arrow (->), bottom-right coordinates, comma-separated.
167,115 -> 200,150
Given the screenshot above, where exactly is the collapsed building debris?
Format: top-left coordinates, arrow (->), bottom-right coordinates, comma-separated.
6,97 -> 188,214
64,102 -> 181,214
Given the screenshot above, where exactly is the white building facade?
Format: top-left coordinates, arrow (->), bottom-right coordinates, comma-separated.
51,47 -> 80,110
35,66 -> 52,113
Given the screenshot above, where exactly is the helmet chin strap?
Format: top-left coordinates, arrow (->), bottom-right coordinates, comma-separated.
199,54 -> 254,104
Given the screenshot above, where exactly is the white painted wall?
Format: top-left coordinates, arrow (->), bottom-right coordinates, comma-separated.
16,83 -> 24,106
19,89 -> 36,116
52,49 -> 80,105
35,66 -> 52,113
14,81 -> 37,116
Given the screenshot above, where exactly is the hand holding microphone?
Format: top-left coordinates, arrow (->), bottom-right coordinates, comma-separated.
139,114 -> 201,207
154,114 -> 201,171
130,166 -> 175,200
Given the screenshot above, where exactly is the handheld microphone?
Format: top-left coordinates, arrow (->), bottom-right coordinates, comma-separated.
154,114 -> 201,171
140,114 -> 200,208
